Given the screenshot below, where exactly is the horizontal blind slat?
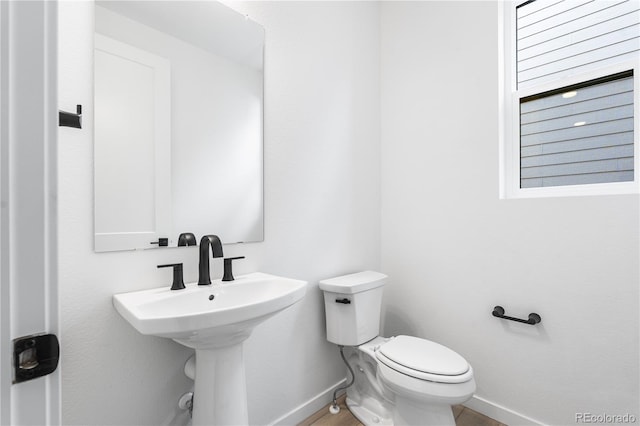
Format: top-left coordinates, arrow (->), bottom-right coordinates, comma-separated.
519,25 -> 639,70
521,156 -> 634,178
518,0 -> 596,31
516,0 -> 639,89
521,170 -> 634,187
519,53 -> 639,87
521,104 -> 633,134
518,0 -> 628,40
521,117 -> 634,146
521,143 -> 634,167
518,38 -> 639,83
517,0 -> 566,20
521,131 -> 634,156
518,12 -> 639,60
518,0 -> 637,48
521,92 -> 633,123
521,77 -> 632,113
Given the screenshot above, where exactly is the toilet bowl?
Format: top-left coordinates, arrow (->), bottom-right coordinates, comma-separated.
319,271 -> 475,426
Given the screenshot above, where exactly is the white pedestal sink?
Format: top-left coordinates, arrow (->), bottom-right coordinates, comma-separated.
113,272 -> 307,425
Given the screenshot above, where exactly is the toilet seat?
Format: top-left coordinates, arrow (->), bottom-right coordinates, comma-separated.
375,335 -> 472,384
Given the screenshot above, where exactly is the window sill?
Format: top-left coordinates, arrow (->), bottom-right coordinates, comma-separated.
500,181 -> 639,199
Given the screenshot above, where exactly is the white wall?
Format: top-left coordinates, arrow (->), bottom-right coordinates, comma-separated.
58,1 -> 380,424
380,2 -> 639,425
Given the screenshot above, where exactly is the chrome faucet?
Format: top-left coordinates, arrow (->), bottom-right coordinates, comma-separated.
198,235 -> 223,285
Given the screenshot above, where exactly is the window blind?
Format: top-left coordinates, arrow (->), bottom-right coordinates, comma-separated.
520,72 -> 634,188
517,0 -> 640,89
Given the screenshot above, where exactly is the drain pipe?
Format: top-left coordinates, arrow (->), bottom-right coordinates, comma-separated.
179,355 -> 196,418
178,392 -> 193,418
330,346 -> 355,414
184,354 -> 196,380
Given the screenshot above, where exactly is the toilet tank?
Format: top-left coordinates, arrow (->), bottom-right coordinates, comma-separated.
319,271 -> 387,346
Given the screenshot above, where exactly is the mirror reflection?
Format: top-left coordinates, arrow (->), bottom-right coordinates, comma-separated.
94,1 -> 264,252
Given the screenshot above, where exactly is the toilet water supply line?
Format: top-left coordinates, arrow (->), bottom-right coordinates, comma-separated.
330,346 -> 356,414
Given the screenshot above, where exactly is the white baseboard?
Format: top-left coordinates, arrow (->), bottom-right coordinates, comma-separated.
269,379 -> 347,426
269,382 -> 545,426
464,395 -> 546,426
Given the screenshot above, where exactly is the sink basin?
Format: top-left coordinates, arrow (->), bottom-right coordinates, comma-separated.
113,272 -> 307,425
113,272 -> 307,347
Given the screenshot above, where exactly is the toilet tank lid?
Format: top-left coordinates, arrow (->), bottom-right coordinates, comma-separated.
319,271 -> 387,294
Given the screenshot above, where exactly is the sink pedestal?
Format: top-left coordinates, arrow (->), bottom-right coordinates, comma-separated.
192,343 -> 248,425
113,273 -> 308,425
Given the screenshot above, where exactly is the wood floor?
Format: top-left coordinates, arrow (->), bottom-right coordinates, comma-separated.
299,395 -> 506,426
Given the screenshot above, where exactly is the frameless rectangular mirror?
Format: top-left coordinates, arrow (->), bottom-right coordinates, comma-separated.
94,1 -> 264,252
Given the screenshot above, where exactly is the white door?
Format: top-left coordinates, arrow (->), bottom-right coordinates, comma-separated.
93,34 -> 171,252
0,1 -> 60,424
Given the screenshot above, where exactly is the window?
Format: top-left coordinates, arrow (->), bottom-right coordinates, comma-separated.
501,0 -> 640,197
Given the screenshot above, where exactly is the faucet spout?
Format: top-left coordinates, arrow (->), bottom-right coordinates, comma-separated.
198,235 -> 224,285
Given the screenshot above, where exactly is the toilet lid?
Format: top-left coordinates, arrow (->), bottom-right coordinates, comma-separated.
376,336 -> 471,383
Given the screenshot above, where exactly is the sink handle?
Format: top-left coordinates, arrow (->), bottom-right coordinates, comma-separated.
222,257 -> 245,282
158,263 -> 186,290
177,233 -> 197,247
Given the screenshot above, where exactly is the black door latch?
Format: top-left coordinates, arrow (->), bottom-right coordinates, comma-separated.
13,333 -> 59,383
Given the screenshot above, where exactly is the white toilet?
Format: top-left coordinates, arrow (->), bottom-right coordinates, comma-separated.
319,271 -> 476,426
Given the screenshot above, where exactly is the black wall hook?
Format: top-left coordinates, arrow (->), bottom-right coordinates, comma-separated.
492,306 -> 541,325
59,105 -> 82,128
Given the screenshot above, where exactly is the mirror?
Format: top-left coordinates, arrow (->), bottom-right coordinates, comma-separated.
93,1 -> 264,252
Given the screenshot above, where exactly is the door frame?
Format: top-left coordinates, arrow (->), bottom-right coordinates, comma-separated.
0,1 -> 60,424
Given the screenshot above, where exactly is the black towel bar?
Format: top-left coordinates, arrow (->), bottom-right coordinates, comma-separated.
492,306 -> 541,325
59,105 -> 82,129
